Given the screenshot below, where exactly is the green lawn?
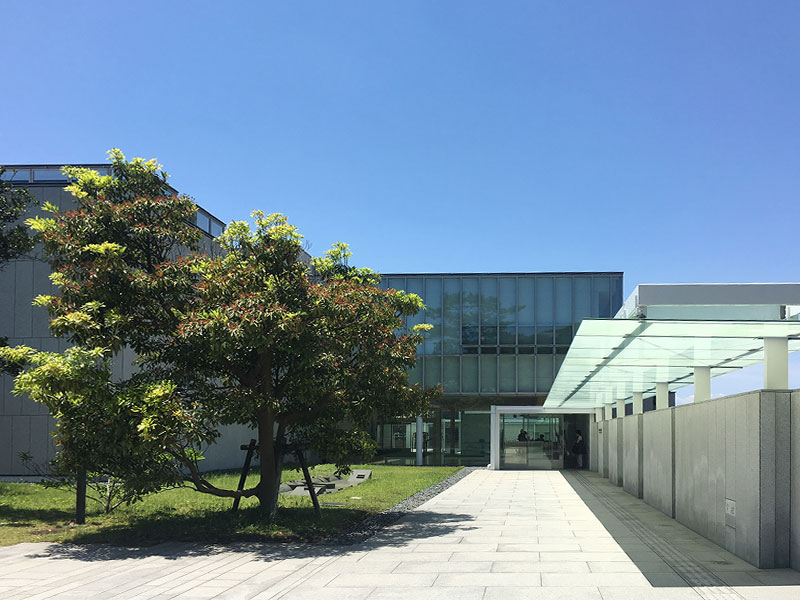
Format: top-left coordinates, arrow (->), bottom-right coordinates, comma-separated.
0,464 -> 460,546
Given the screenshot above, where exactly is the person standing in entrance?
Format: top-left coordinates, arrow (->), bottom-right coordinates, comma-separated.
572,429 -> 586,468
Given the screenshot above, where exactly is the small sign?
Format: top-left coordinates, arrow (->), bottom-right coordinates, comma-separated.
725,498 -> 736,529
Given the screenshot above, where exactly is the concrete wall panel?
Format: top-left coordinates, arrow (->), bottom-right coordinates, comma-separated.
792,390 -> 800,570
643,408 -> 674,517
622,415 -> 643,498
589,421 -> 598,472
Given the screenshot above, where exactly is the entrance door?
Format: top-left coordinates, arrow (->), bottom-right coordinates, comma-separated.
499,414 -> 564,469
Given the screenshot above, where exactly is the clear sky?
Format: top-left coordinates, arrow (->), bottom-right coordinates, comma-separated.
2,1 -> 799,397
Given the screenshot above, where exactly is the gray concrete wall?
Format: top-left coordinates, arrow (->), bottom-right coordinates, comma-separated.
607,419 -> 622,486
641,391 -> 792,569
642,408 -> 674,518
600,420 -> 608,477
589,421 -> 598,472
622,414 -> 643,498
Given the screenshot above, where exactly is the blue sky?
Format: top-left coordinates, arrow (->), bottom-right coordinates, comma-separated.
2,2 -> 799,394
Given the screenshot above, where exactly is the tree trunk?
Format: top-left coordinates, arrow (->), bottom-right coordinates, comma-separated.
256,408 -> 284,522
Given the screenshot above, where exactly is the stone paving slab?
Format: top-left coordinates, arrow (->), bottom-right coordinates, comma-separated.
2,469 -> 800,598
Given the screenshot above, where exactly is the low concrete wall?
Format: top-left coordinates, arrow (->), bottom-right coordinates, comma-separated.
607,419 -> 623,486
643,408 -> 674,518
589,421 -> 598,472
622,415 -> 643,498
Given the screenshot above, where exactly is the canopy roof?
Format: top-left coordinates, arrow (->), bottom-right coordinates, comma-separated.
545,319 -> 800,409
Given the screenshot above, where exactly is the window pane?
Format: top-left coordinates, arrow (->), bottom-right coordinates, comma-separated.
499,325 -> 516,345
480,277 -> 497,326
479,346 -> 498,354
462,278 -> 478,350
408,361 -> 422,386
387,277 -> 405,291
462,356 -> 478,392
424,356 -> 441,387
612,276 -> 623,315
499,278 -> 515,326
536,354 -> 554,392
210,220 -> 224,237
536,326 -> 553,345
593,277 -> 611,318
480,356 -> 497,393
443,279 -> 460,353
499,346 -> 516,354
518,325 -> 535,344
518,355 -> 535,392
196,211 -> 210,232
443,357 -> 459,392
1,168 -> 30,181
480,326 -> 497,345
555,325 -> 572,345
462,346 -> 478,354
536,277 -> 553,325
406,278 -> 424,346
518,346 -> 534,354
499,356 -> 515,392
574,277 -> 591,325
33,169 -> 68,182
555,277 -> 572,325
424,278 -> 442,354
554,353 -> 566,377
518,278 -> 534,326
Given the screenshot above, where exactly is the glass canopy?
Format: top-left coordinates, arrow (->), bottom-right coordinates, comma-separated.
545,319 -> 800,408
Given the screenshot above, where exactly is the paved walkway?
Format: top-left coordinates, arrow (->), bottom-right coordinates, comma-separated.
2,470 -> 800,599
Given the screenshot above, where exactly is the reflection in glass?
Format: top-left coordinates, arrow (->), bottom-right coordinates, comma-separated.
536,277 -> 554,325
480,326 -> 497,345
536,354 -> 554,392
518,355 -> 535,392
424,278 -> 442,354
443,279 -> 460,353
499,325 -> 516,345
499,356 -> 515,392
480,356 -> 497,393
518,325 -> 535,344
424,356 -> 441,387
462,356 -> 478,392
499,278 -> 515,327
480,278 -> 497,327
443,356 -> 459,392
593,277 -> 611,318
462,326 -> 478,345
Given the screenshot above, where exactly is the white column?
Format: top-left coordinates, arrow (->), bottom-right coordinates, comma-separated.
656,382 -> 669,410
764,337 -> 789,389
694,366 -> 711,403
632,392 -> 643,415
595,407 -> 604,422
616,399 -> 626,418
604,403 -> 613,420
415,415 -> 423,466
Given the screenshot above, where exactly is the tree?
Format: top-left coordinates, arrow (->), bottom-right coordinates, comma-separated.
1,150 -> 437,521
1,150 -> 206,505
0,166 -> 35,269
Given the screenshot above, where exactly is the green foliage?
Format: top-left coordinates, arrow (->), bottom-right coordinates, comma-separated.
0,166 -> 36,268
4,149 -> 439,522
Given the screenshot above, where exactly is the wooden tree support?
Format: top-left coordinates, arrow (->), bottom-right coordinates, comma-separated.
75,467 -> 86,524
295,446 -> 321,519
232,439 -> 257,512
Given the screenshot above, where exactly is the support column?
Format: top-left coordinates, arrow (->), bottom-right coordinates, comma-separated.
656,382 -> 669,410
595,407 -> 604,422
415,415 -> 423,466
764,337 -> 789,389
616,399 -> 626,418
694,366 -> 711,403
632,392 -> 643,414
604,403 -> 613,420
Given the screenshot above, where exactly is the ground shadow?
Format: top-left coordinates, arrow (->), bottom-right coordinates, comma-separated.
562,469 -> 800,589
20,509 -> 476,563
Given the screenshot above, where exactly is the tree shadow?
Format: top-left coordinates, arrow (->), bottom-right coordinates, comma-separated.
21,509 -> 474,562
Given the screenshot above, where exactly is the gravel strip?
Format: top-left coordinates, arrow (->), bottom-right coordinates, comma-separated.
326,466 -> 482,545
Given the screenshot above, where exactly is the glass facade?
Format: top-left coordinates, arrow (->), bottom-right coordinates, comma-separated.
374,272 -> 623,466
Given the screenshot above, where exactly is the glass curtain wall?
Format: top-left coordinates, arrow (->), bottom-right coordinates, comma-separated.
374,273 -> 623,466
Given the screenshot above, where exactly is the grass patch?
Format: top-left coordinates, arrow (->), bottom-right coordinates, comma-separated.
0,464 -> 460,546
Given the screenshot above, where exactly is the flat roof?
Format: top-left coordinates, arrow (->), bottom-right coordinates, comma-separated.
382,271 -> 623,277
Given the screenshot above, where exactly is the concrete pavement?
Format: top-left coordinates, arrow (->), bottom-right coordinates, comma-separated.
1,469 -> 799,599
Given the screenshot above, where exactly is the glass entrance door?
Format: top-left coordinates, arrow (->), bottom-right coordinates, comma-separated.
499,414 -> 564,469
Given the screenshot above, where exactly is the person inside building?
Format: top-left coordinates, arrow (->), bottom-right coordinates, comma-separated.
572,429 -> 586,468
